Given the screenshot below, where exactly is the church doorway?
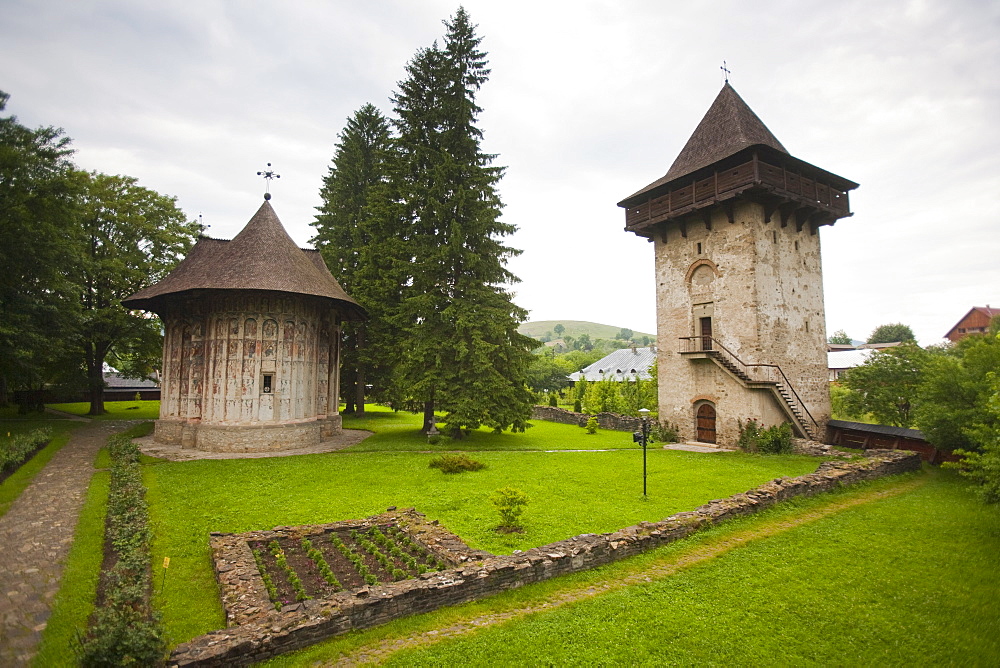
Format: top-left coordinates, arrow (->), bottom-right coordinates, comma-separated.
696,403 -> 716,443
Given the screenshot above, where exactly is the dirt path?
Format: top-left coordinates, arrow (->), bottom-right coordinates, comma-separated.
0,421 -> 128,666
332,475 -> 928,666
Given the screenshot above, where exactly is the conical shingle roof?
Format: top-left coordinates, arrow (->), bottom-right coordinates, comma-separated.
123,200 -> 365,319
622,83 -> 788,203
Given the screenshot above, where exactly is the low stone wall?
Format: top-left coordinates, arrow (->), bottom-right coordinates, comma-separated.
168,450 -> 920,666
531,405 -> 644,432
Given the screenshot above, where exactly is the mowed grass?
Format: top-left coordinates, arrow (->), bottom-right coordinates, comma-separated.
340,404 -> 640,451
48,399 -> 161,420
144,411 -> 823,647
377,468 -> 999,667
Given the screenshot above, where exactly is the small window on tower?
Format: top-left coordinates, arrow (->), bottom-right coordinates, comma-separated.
262,374 -> 273,394
795,240 -> 799,251
696,242 -> 703,254
773,231 -> 777,243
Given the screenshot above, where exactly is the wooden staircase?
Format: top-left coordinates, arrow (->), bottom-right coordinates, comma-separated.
679,337 -> 819,440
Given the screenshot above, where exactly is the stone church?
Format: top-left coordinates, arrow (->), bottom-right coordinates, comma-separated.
123,199 -> 365,452
618,83 -> 857,447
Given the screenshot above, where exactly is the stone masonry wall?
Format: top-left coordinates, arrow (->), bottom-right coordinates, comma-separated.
168,450 -> 921,666
531,405 -> 645,432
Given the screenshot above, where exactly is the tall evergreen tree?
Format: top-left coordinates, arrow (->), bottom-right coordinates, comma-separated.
388,8 -> 535,435
312,104 -> 393,414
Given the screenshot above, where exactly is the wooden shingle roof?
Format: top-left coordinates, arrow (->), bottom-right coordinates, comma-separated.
123,200 -> 365,319
623,83 -> 788,203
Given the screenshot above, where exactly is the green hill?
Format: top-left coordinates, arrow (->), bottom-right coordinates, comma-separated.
518,320 -> 655,342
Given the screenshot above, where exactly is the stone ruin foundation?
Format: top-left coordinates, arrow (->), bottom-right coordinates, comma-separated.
168,450 -> 921,666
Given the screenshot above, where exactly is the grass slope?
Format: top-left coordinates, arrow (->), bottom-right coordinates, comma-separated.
143,412 -> 821,647
518,320 -> 654,342
379,468 -> 999,666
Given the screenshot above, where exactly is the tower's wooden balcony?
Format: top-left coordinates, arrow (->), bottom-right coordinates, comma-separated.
624,152 -> 853,238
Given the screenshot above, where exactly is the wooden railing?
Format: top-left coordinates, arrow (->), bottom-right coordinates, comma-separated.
679,336 -> 819,438
625,155 -> 850,230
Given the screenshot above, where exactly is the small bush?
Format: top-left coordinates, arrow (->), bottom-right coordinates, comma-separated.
738,419 -> 793,454
428,453 -> 486,474
649,421 -> 679,444
491,486 -> 529,531
573,399 -> 582,413
585,416 -> 599,435
548,393 -> 558,407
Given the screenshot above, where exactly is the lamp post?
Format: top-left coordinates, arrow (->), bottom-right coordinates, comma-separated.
637,408 -> 651,497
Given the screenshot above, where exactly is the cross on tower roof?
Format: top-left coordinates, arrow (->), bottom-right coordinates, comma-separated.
256,162 -> 280,200
720,60 -> 731,84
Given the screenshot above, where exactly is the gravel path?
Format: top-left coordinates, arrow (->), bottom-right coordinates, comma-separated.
0,421 -> 126,666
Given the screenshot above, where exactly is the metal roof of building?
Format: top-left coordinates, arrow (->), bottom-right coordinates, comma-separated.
827,348 -> 875,370
569,346 -> 656,382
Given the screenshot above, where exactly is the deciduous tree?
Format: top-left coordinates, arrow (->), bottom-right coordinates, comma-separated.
916,319 -> 1000,452
828,329 -> 852,345
867,323 -> 915,344
0,91 -> 82,406
841,343 -> 932,427
73,172 -> 200,414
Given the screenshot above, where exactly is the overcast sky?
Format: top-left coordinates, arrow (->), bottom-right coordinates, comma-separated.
2,0 -> 998,344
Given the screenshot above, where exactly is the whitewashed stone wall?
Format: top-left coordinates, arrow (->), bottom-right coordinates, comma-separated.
155,291 -> 343,451
655,201 -> 832,447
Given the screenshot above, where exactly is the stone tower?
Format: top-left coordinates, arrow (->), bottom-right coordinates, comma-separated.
123,199 -> 365,452
618,84 -> 857,447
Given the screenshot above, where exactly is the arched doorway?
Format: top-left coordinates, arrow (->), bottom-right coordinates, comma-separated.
696,403 -> 716,443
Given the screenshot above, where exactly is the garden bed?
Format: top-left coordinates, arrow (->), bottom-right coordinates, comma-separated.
211,508 -> 491,627
249,524 -> 451,608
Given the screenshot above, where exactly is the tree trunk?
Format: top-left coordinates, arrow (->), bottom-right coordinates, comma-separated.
86,346 -> 106,416
422,397 -> 435,433
0,374 -> 8,407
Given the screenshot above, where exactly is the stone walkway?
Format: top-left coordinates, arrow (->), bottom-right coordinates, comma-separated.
0,420 -> 124,666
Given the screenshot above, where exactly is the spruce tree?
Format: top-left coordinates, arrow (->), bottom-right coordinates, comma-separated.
312,104 -> 392,413
388,8 -> 535,435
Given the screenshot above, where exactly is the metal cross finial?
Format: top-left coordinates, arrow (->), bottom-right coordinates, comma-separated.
256,162 -> 280,200
721,60 -> 731,84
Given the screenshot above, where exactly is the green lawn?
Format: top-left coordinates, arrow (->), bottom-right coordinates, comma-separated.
48,400 -> 161,420
143,410 -> 824,648
341,404 -> 647,451
379,468 -> 1000,666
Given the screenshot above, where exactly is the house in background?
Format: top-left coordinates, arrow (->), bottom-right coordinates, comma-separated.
103,372 -> 161,401
827,348 -> 875,381
569,346 -> 656,382
944,306 -> 999,342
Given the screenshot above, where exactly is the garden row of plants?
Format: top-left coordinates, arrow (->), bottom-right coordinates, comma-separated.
77,428 -> 165,665
0,426 -> 52,475
251,525 -> 450,609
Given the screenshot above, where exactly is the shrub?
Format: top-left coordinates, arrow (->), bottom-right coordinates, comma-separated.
491,486 -> 529,530
573,399 -> 582,413
428,453 -> 486,474
0,427 -> 52,472
77,432 -> 165,665
649,421 -> 679,444
737,419 -> 793,454
548,393 -> 558,407
585,416 -> 599,435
